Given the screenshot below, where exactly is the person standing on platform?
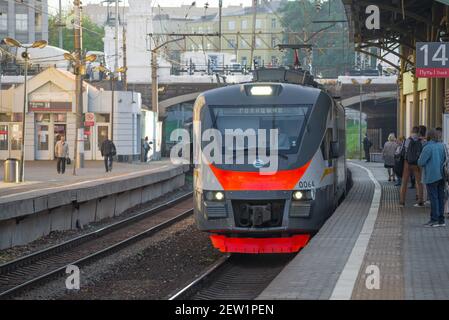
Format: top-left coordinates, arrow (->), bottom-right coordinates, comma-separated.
394,136 -> 406,186
419,125 -> 429,205
418,129 -> 446,227
143,136 -> 152,162
436,127 -> 449,216
383,133 -> 398,182
101,138 -> 116,172
400,126 -> 424,207
363,133 -> 372,162
55,136 -> 69,174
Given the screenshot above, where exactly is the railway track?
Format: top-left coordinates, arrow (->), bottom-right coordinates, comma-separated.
0,192 -> 193,299
169,253 -> 295,300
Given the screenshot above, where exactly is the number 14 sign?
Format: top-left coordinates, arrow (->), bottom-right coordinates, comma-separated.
416,42 -> 449,78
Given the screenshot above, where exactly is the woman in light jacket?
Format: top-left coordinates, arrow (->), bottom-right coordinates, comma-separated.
55,136 -> 69,174
383,133 -> 398,182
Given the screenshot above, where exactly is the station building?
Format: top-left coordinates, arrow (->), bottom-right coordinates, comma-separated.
343,0 -> 449,138
0,67 -> 152,161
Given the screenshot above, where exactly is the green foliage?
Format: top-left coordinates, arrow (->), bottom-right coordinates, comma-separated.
48,14 -> 104,52
279,0 -> 354,78
346,120 -> 367,159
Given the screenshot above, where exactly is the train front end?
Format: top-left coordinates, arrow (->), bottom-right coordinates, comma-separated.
193,82 -> 340,254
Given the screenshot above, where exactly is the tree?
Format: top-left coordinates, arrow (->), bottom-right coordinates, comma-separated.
279,0 -> 354,78
48,14 -> 105,52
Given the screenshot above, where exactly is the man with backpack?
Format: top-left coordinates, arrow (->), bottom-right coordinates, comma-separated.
418,129 -> 446,227
400,126 -> 424,207
101,138 -> 117,172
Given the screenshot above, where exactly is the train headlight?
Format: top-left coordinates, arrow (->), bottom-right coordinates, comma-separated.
293,191 -> 304,200
205,191 -> 225,201
292,190 -> 314,201
250,86 -> 273,96
215,192 -> 224,201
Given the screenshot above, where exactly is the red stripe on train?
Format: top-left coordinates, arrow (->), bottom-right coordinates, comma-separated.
208,160 -> 311,191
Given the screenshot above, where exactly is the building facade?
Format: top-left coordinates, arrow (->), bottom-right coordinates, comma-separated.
0,68 -> 146,161
0,0 -> 48,44
185,1 -> 285,68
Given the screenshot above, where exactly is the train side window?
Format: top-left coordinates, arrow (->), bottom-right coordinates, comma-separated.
320,129 -> 333,166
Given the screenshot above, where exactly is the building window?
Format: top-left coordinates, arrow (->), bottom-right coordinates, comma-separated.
53,113 -> 66,122
96,113 -> 110,123
256,19 -> 262,29
0,113 -> 11,122
228,20 -> 235,30
10,124 -> 22,150
271,18 -> 277,29
35,13 -> 42,32
228,39 -> 236,49
0,13 -> 7,31
35,113 -> 51,122
0,124 -> 8,150
12,113 -> 23,122
84,126 -> 91,151
271,36 -> 277,48
241,20 -> 247,29
256,38 -> 262,48
16,13 -> 28,32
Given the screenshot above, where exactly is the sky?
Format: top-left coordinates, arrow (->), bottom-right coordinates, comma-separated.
48,0 -> 254,14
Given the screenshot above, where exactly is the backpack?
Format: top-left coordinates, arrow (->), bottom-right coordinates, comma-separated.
406,138 -> 422,165
110,141 -> 117,156
394,144 -> 405,177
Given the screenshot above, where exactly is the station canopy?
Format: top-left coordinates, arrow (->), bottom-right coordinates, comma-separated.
342,0 -> 437,72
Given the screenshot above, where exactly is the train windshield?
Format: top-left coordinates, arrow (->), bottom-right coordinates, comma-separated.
209,105 -> 311,154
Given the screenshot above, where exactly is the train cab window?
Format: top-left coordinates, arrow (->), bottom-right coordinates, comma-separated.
208,105 -> 311,155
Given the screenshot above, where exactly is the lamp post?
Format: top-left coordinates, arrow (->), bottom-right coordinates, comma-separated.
94,65 -> 126,143
351,78 -> 372,160
64,52 -> 97,174
3,37 -> 47,182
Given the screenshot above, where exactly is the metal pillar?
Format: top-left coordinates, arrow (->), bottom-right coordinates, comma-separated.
151,49 -> 159,160
19,50 -> 28,182
359,83 -> 363,161
73,0 -> 84,173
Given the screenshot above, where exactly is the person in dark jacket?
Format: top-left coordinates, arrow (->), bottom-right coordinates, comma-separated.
100,138 -> 116,172
143,136 -> 152,162
400,126 -> 424,207
363,133 -> 372,162
418,129 -> 446,227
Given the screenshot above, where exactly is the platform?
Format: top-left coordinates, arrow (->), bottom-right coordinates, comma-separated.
0,159 -> 189,249
259,161 -> 449,300
0,160 -> 179,198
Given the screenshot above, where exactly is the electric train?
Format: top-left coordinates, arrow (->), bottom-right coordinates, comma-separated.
193,68 -> 347,254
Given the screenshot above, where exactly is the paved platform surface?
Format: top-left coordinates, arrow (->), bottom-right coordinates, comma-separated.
0,159 -> 177,201
259,161 -> 449,300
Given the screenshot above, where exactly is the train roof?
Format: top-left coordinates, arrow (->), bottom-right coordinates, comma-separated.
200,82 -> 325,106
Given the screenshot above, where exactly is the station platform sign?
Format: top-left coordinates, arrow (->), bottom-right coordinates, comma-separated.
416,42 -> 449,78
